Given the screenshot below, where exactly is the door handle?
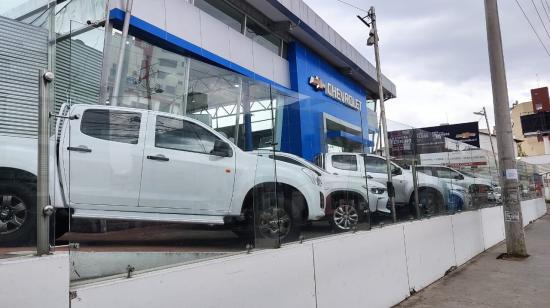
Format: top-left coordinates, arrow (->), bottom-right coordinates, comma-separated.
147,154 -> 169,162
366,175 -> 373,179
67,146 -> 92,153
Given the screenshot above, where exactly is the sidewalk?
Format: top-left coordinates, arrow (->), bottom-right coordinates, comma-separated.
397,211 -> 550,308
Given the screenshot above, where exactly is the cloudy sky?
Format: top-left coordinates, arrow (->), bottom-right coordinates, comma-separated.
303,0 -> 550,130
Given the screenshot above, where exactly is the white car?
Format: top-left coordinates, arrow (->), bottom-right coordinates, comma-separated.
315,153 -> 450,215
0,104 -> 325,245
416,165 -> 499,205
254,151 -> 389,231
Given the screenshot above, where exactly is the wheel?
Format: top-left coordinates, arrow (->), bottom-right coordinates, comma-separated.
330,200 -> 360,232
0,182 -> 37,246
255,190 -> 301,243
418,189 -> 444,216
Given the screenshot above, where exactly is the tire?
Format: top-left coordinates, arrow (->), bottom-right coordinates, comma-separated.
418,189 -> 444,216
329,199 -> 360,232
256,190 -> 301,242
54,210 -> 70,240
0,181 -> 37,247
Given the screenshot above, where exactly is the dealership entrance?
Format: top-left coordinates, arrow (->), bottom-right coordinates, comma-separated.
323,114 -> 364,153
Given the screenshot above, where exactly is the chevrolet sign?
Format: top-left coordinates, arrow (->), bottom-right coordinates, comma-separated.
308,76 -> 361,110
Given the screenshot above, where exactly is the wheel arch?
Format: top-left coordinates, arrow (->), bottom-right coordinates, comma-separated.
241,182 -> 309,223
409,185 -> 445,204
325,190 -> 368,215
0,167 -> 37,186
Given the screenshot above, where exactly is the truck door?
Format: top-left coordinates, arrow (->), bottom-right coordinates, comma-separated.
138,114 -> 236,214
363,156 -> 407,203
63,106 -> 146,206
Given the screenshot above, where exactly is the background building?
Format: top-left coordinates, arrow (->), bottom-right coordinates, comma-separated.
511,87 -> 550,156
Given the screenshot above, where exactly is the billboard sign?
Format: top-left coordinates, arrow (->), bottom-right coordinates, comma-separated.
389,122 -> 480,157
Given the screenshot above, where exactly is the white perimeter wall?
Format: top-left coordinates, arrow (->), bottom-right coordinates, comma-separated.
63,198 -> 546,308
0,253 -> 69,308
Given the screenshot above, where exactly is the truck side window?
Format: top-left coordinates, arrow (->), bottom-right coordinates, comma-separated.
331,155 -> 357,171
436,167 -> 453,179
155,116 -> 221,154
437,167 -> 460,179
416,167 -> 433,176
80,109 -> 141,144
364,156 -> 387,173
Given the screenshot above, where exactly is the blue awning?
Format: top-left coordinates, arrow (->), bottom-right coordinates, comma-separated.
326,130 -> 374,147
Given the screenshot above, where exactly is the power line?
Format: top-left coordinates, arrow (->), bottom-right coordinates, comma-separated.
334,0 -> 369,14
515,0 -> 550,57
541,0 -> 550,25
545,0 -> 550,16
530,0 -> 550,41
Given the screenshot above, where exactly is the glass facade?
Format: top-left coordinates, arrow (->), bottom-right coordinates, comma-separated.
0,0 -> 545,291
194,0 -> 287,58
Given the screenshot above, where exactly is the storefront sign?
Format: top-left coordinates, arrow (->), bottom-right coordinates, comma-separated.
419,150 -> 489,167
308,76 -> 361,110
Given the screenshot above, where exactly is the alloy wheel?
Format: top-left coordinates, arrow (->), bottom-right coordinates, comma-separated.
257,207 -> 291,239
333,204 -> 359,231
0,195 -> 27,235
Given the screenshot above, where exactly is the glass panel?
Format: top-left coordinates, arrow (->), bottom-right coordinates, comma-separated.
80,109 -> 141,144
63,23 -> 295,281
0,0 -> 55,257
387,120 -> 455,219
194,0 -> 243,32
245,18 -> 281,55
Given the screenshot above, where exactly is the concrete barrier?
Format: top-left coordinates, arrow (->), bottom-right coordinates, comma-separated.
0,253 -> 69,308
521,198 -> 546,226
451,210 -> 485,266
70,251 -> 226,281
313,224 -> 410,308
536,199 -> 547,218
64,198 -> 546,308
402,215 -> 456,291
71,244 -> 316,308
480,205 -> 505,249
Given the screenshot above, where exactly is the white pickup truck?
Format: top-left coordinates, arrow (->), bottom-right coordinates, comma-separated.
315,153 -> 450,214
254,151 -> 389,231
0,104 -> 325,245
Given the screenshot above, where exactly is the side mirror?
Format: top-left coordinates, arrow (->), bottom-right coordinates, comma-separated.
454,175 -> 464,180
210,140 -> 233,157
391,167 -> 402,176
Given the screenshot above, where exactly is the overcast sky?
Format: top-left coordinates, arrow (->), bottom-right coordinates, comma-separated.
303,0 -> 550,130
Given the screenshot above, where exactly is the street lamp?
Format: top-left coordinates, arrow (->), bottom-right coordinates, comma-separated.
474,107 -> 499,171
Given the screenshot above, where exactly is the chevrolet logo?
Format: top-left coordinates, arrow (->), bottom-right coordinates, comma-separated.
456,132 -> 477,139
308,75 -> 326,91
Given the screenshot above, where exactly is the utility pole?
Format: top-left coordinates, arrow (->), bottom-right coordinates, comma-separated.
358,7 -> 397,222
484,0 -> 527,256
474,106 -> 499,170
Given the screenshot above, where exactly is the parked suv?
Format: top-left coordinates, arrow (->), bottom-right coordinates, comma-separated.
0,104 -> 325,245
416,165 -> 498,206
315,153 -> 449,215
255,151 -> 389,231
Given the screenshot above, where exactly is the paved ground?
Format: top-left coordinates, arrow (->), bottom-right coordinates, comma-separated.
396,212 -> 550,308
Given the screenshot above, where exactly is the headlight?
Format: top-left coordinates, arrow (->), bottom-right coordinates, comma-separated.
301,168 -> 322,187
369,187 -> 386,195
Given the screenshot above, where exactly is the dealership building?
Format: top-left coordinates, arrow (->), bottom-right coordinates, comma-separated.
3,0 -> 396,161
